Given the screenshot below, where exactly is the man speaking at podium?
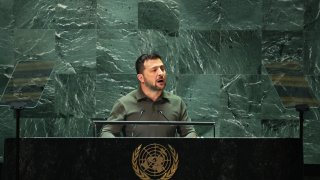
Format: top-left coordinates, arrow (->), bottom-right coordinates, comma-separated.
101,53 -> 197,138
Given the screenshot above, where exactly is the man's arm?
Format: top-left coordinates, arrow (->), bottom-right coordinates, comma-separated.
178,100 -> 197,137
100,101 -> 126,138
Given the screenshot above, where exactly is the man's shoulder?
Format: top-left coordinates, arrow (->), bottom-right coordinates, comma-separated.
118,89 -> 138,102
163,91 -> 183,102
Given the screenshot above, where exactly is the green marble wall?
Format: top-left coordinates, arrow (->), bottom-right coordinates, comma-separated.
0,0 -> 319,164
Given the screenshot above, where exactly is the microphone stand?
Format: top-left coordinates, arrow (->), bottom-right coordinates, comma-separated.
295,104 -> 309,179
10,102 -> 26,180
295,104 -> 309,140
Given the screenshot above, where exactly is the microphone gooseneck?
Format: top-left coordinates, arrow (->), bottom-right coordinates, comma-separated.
138,109 -> 145,120
158,110 -> 170,121
132,109 -> 145,137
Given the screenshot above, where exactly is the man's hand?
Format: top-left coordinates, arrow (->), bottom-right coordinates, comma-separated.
101,132 -> 116,138
185,132 -> 198,138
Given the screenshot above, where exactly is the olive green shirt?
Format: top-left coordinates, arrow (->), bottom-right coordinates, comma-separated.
101,89 -> 195,137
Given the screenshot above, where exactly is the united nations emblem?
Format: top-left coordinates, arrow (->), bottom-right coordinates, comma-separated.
132,143 -> 179,180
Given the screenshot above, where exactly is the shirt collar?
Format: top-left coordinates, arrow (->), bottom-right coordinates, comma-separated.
136,88 -> 169,102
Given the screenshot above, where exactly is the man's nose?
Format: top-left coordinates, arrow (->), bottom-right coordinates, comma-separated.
157,68 -> 165,75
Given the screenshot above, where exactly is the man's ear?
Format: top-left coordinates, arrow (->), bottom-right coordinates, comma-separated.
137,74 -> 144,83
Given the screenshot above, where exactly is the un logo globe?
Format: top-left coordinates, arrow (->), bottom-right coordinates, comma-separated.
132,143 -> 179,180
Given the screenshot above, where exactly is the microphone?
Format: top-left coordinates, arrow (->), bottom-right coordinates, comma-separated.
138,109 -> 145,120
132,109 -> 145,137
158,110 -> 170,121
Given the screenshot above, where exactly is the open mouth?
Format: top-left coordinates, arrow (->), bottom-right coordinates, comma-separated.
156,79 -> 165,83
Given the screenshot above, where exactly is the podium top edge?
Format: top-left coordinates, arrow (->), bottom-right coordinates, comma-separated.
90,120 -> 215,125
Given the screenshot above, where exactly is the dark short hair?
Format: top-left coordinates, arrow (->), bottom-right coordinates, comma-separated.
135,53 -> 162,74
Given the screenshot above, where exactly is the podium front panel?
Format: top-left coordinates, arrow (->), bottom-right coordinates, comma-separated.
2,138 -> 302,180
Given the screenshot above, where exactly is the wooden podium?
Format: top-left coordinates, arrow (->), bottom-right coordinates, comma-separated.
2,138 -> 302,180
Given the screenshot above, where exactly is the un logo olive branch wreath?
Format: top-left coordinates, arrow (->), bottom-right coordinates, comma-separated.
132,144 -> 179,180
132,145 -> 150,180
